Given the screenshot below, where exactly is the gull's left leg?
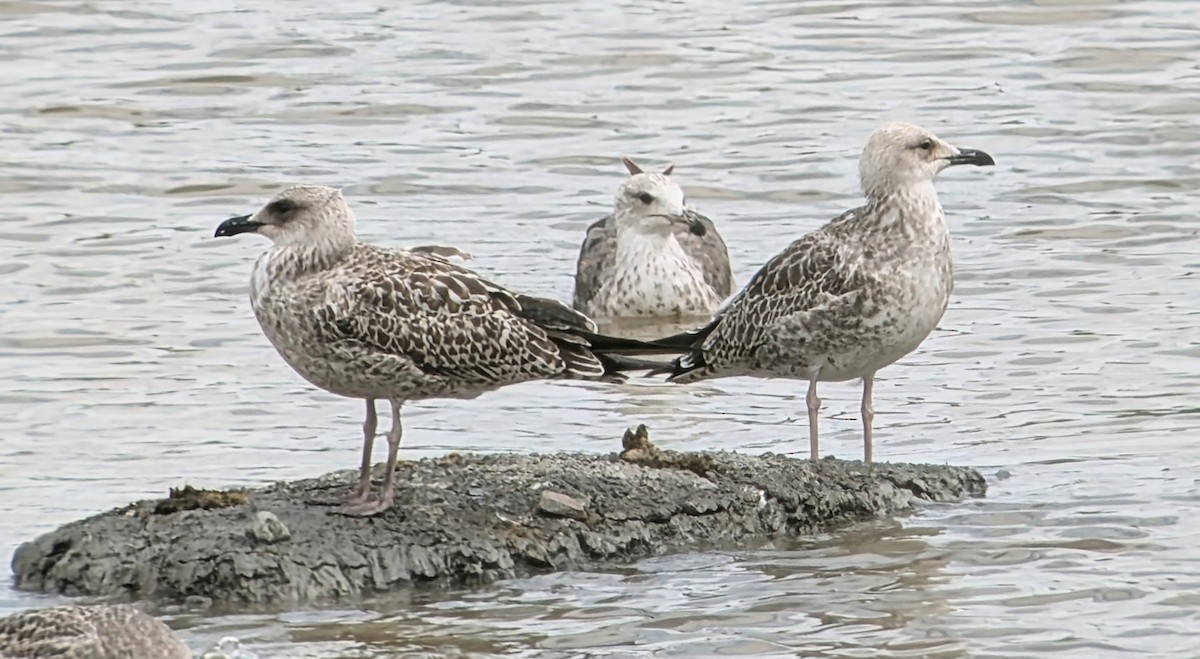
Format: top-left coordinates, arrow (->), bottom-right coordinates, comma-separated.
861,372 -> 876,464
341,400 -> 403,516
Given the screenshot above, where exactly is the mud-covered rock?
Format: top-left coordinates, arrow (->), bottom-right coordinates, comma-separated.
11,427 -> 985,608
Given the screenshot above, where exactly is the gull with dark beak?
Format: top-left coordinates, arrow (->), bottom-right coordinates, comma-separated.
214,185 -> 663,516
573,158 -> 734,322
644,122 -> 995,464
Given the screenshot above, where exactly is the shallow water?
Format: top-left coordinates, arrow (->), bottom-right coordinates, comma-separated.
3,0 -> 1200,656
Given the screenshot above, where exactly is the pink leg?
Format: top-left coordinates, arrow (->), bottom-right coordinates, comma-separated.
861,373 -> 876,464
341,400 -> 402,516
343,399 -> 377,505
806,377 -> 821,460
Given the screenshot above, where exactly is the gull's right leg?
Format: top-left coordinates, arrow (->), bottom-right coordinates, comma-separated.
343,398 -> 377,506
806,376 -> 821,460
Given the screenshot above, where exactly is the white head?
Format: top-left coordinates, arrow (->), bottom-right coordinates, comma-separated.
612,157 -> 705,238
858,122 -> 994,201
214,184 -> 356,254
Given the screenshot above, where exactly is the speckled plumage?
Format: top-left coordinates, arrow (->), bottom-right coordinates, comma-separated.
0,605 -> 190,659
573,158 -> 733,320
216,185 -> 644,515
251,241 -> 616,401
654,122 -> 994,463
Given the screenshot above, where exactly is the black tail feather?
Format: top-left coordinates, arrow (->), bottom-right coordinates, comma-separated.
596,352 -> 676,375
645,350 -> 708,379
582,319 -> 718,380
575,330 -> 688,355
577,318 -> 719,355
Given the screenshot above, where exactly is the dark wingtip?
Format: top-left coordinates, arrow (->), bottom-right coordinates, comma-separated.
688,217 -> 707,237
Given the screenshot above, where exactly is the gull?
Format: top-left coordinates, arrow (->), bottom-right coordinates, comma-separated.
645,122 -> 994,463
214,185 -> 655,515
573,157 -> 733,321
0,605 -> 190,659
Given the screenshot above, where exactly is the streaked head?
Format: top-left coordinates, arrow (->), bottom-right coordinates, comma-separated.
214,185 -> 355,248
613,157 -> 706,237
858,122 -> 994,200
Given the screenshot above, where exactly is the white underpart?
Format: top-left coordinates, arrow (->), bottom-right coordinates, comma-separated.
589,226 -> 721,319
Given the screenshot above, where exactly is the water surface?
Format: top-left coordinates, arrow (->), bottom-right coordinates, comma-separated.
3,0 -> 1200,656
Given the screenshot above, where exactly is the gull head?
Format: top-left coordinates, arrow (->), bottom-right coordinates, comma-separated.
612,157 -> 706,237
214,184 -> 356,248
858,122 -> 994,200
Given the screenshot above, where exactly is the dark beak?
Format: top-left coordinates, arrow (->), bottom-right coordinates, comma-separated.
214,214 -> 264,238
653,212 -> 707,237
677,210 -> 708,237
946,148 -> 995,168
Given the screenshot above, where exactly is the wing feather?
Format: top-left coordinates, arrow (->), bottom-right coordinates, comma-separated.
671,207 -> 872,378
315,246 -> 593,386
572,216 -> 614,313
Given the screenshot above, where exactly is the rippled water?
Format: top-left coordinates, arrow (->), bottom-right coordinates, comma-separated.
3,0 -> 1200,656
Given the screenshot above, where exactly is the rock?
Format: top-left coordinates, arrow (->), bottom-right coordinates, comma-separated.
10,427 -> 986,609
201,636 -> 254,659
247,511 -> 290,544
537,491 -> 588,521
0,604 -> 190,659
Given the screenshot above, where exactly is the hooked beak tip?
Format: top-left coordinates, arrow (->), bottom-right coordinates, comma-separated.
214,214 -> 263,238
947,148 -> 995,168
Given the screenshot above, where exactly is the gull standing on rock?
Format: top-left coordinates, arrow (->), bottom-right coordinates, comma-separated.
573,158 -> 733,321
646,122 -> 994,463
214,185 -> 654,516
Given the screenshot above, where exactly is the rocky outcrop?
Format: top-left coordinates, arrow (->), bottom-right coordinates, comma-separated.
11,426 -> 986,609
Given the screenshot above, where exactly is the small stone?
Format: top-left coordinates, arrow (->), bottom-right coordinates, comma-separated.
183,595 -> 212,609
537,491 -> 587,521
247,511 -> 290,544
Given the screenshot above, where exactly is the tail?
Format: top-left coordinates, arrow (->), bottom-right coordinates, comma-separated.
596,352 -> 676,375
517,292 -> 721,382
589,320 -> 720,380
575,317 -> 718,355
645,349 -> 709,380
573,330 -> 688,355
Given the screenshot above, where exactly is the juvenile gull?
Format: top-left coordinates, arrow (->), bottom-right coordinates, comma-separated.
214,185 -> 655,516
0,604 -> 190,659
573,157 -> 734,320
646,122 -> 994,463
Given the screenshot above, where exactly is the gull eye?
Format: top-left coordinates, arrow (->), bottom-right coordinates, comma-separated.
267,199 -> 298,215
636,192 -> 655,205
918,139 -> 933,151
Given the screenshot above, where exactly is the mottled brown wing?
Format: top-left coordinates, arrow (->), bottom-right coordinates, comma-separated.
572,215 -> 615,312
321,248 -> 603,384
679,208 -> 869,375
513,292 -> 598,333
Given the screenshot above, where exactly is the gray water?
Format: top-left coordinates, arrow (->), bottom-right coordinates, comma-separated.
3,0 -> 1200,656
